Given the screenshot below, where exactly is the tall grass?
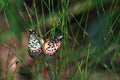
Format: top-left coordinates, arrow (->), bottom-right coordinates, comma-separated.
0,0 -> 120,80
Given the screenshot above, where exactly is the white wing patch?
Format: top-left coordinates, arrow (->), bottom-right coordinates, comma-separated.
28,30 -> 44,53
28,36 -> 41,51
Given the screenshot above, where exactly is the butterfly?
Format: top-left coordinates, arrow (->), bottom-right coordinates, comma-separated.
28,29 -> 44,58
42,36 -> 63,55
28,29 -> 63,59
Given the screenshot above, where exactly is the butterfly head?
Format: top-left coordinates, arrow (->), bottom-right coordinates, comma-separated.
54,36 -> 63,42
28,29 -> 39,39
29,29 -> 34,34
57,36 -> 63,41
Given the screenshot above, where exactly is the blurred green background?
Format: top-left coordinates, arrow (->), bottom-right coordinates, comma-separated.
0,0 -> 120,80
